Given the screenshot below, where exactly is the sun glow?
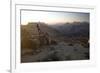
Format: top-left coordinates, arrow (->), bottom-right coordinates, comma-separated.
21,10 -> 89,25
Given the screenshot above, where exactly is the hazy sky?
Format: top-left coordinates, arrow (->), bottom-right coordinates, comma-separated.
21,10 -> 89,25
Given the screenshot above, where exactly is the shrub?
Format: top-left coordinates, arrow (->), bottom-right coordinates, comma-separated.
51,39 -> 57,45
68,43 -> 73,46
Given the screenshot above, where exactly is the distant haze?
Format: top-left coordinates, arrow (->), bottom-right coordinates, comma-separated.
21,10 -> 89,25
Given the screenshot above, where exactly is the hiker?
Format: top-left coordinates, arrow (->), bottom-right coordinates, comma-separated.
36,23 -> 41,34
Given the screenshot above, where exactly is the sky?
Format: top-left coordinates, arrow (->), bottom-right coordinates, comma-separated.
21,10 -> 89,25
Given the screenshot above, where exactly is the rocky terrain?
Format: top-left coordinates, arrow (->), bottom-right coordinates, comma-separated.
21,22 -> 89,63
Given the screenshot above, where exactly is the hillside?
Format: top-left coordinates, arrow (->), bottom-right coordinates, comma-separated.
50,22 -> 89,37
21,22 -> 62,57
21,22 -> 89,63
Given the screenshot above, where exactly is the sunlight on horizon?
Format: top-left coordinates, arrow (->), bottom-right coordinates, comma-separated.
21,10 -> 89,25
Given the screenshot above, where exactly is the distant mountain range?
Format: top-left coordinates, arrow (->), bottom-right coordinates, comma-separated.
50,22 -> 89,38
